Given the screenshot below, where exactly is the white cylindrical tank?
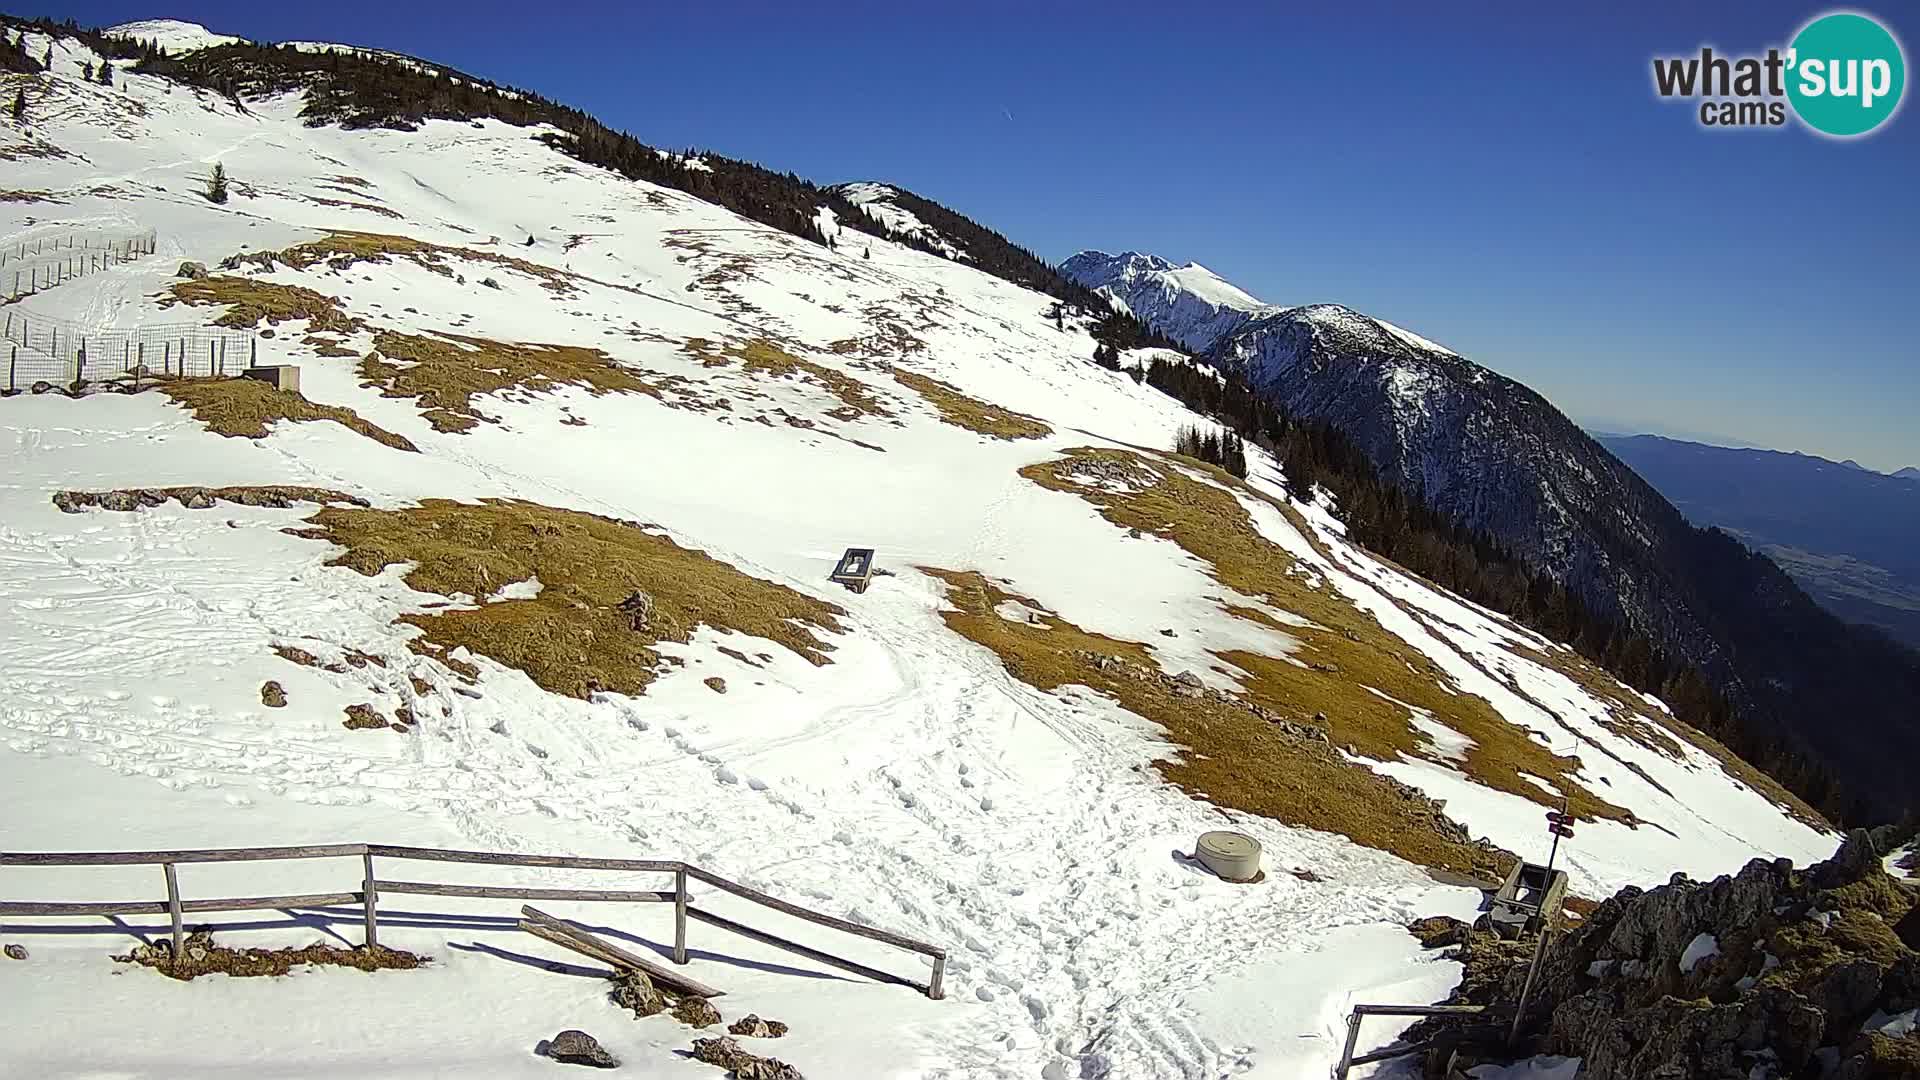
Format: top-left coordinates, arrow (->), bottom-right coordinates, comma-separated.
1195,830 -> 1262,882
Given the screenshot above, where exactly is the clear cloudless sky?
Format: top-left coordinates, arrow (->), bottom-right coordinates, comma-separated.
31,0 -> 1920,470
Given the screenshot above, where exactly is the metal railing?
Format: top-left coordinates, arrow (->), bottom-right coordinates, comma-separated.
1332,1003 -> 1500,1078
0,842 -> 947,999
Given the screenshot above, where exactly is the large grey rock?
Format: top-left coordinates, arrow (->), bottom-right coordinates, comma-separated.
543,1029 -> 617,1069
177,260 -> 208,279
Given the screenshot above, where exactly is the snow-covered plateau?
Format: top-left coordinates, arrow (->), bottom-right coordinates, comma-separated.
0,20 -> 1837,1079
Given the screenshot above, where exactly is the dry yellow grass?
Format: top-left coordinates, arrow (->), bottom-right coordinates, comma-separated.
157,377 -> 417,451
360,330 -> 693,433
0,189 -> 60,203
300,498 -> 846,698
162,276 -> 360,334
924,567 -> 1509,877
891,368 -> 1051,440
238,231 -> 578,295
1019,447 -> 1637,827
682,337 -> 891,422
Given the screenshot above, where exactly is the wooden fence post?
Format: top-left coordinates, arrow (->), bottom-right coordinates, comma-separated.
162,862 -> 184,962
929,954 -> 945,1000
362,852 -> 379,949
8,346 -> 15,392
673,866 -> 688,964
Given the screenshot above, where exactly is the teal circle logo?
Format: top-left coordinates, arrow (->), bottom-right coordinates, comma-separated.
1788,12 -> 1906,136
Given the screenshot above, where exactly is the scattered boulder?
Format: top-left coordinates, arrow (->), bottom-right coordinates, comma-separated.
260,681 -> 287,708
690,1036 -> 802,1079
727,1015 -> 788,1038
672,995 -> 723,1029
541,1029 -> 618,1069
3,943 -> 26,960
704,676 -> 727,695
342,703 -> 388,730
616,590 -> 654,631
609,969 -> 665,1018
1408,915 -> 1470,950
176,260 -> 208,279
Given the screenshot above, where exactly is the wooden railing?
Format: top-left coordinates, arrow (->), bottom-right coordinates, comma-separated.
0,843 -> 946,999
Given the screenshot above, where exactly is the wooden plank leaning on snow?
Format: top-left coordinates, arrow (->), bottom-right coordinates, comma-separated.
517,904 -> 725,999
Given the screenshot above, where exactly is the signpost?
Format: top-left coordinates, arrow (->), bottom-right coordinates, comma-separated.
1510,801 -> 1573,1047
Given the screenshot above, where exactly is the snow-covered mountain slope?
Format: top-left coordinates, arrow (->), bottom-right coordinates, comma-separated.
104,18 -> 243,53
1061,249 -> 1274,352
0,24 -> 1837,1079
1064,248 -> 1920,826
836,182 -> 969,262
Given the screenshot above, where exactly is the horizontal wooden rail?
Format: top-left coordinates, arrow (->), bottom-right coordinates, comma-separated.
0,891 -> 361,918
686,904 -> 934,996
2,843 -> 948,998
1334,1003 -> 1496,1079
686,865 -> 946,959
366,845 -> 680,873
373,879 -> 674,903
0,844 -> 367,866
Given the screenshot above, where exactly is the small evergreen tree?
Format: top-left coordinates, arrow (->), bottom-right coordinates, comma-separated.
98,60 -> 113,86
10,89 -> 23,123
206,162 -> 229,204
863,246 -> 871,260
43,46 -> 52,69
81,60 -> 93,81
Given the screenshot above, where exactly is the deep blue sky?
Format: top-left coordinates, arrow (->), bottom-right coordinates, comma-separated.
33,1 -> 1920,470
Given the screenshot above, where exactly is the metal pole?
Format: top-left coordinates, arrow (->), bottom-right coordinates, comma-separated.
163,862 -> 185,963
1334,1011 -> 1364,1080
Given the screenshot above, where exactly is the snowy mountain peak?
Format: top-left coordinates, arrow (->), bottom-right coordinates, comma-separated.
832,181 -> 971,261
104,18 -> 244,53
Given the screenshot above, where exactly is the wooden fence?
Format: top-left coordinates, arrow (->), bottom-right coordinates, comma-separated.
0,842 -> 946,999
1331,1002 -> 1502,1078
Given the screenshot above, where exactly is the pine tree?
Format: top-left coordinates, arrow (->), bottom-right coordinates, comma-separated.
206,162 -> 229,204
42,47 -> 51,69
98,60 -> 113,86
81,60 -> 94,81
11,89 -> 25,123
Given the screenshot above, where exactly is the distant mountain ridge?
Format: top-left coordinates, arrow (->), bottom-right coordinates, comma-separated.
1063,248 -> 1920,820
1600,433 -> 1920,648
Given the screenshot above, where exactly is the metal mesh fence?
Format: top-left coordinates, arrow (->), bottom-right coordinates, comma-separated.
1,232 -> 160,300
1,308 -> 258,391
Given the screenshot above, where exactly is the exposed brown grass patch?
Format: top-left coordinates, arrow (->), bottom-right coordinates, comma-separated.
0,189 -> 60,203
683,337 -> 890,422
1021,448 -> 1635,827
360,330 -> 697,433
308,195 -> 404,219
924,567 -> 1509,877
235,231 -> 578,296
891,367 -> 1050,440
116,929 -> 424,981
298,499 -> 845,699
156,376 -> 417,451
161,276 -> 359,334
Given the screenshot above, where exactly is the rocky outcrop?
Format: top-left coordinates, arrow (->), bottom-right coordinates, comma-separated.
690,1036 -> 803,1079
727,1015 -> 789,1038
1408,831 -> 1920,1079
53,486 -> 368,514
